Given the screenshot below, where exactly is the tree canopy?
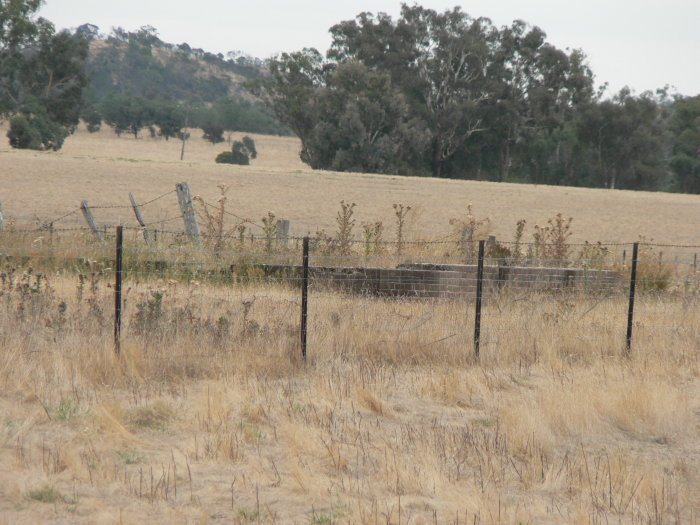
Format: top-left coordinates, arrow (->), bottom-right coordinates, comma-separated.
1,0 -> 89,150
256,3 -> 697,193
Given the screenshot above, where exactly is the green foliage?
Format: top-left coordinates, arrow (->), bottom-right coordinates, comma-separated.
116,449 -> 145,465
7,110 -> 68,150
201,121 -> 224,143
80,106 -> 102,132
101,93 -> 154,138
668,95 -> 700,193
27,484 -> 60,503
241,135 -> 257,158
1,1 -> 88,150
151,97 -> 184,140
255,5 -> 695,193
7,115 -> 41,149
133,291 -> 164,335
53,398 -> 79,420
216,136 -> 257,165
216,151 -> 244,165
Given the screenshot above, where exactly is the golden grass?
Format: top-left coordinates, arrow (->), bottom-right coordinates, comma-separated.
0,268 -> 698,523
1,122 -> 699,523
1,122 -> 699,245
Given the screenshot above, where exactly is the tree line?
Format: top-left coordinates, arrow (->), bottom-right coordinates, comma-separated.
1,2 -> 699,193
254,5 -> 700,193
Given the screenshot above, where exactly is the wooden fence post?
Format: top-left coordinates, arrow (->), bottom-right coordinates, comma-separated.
175,182 -> 200,244
0,202 -> 4,231
80,200 -> 104,241
276,219 -> 290,246
128,192 -> 153,244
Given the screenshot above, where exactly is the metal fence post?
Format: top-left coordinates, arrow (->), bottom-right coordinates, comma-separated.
473,239 -> 485,359
625,242 -> 639,354
301,236 -> 310,361
114,226 -> 123,355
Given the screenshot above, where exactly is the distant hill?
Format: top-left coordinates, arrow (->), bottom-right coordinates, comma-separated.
78,24 -> 288,135
83,25 -> 264,103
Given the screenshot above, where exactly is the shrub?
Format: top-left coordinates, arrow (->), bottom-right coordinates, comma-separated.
215,136 -> 257,165
7,116 -> 42,149
216,150 -> 248,165
7,113 -> 68,151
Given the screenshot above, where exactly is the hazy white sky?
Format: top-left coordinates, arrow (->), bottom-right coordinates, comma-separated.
38,0 -> 700,97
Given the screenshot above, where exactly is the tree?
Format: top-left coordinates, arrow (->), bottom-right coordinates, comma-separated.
101,93 -> 153,138
201,120 -> 224,143
668,95 -> 700,193
329,6 -> 499,177
151,97 -> 184,140
305,61 -> 424,174
1,0 -> 88,150
251,48 -> 325,165
80,106 -> 101,132
575,89 -> 667,190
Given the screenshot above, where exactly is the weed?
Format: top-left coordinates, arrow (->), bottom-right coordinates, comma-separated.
393,203 -> 412,256
512,219 -> 527,262
53,399 -> 79,421
362,221 -> 384,256
449,203 -> 490,259
238,508 -> 260,521
261,212 -> 279,254
193,184 -> 230,251
532,213 -> 573,265
335,201 -> 356,256
27,484 -> 60,503
133,291 -> 164,335
126,403 -> 173,431
116,449 -> 146,465
579,241 -> 610,269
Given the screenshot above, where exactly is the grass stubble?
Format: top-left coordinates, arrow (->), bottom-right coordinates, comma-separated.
0,265 -> 697,524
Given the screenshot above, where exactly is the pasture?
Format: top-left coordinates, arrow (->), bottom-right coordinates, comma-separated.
0,125 -> 699,524
1,123 -> 699,245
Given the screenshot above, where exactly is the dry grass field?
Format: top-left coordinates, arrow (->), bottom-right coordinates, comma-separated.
0,267 -> 698,524
1,123 -> 699,245
0,125 -> 699,524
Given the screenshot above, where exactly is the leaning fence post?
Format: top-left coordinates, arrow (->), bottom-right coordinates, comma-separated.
114,226 -> 124,355
175,182 -> 200,244
625,242 -> 639,354
301,236 -> 310,361
129,192 -> 153,244
473,239 -> 485,359
80,200 -> 104,241
0,202 -> 4,231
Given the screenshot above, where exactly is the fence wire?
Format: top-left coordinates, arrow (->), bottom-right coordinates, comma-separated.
0,225 -> 698,366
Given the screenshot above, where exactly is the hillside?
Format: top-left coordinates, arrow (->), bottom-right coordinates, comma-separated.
84,26 -> 265,104
1,123 -> 698,246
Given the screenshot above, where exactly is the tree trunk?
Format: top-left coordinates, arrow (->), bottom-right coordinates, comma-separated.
432,141 -> 444,178
500,139 -> 511,182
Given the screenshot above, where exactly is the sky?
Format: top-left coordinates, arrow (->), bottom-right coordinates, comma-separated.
38,0 -> 700,97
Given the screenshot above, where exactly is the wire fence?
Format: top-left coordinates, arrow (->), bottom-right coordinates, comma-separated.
1,223 -> 698,368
